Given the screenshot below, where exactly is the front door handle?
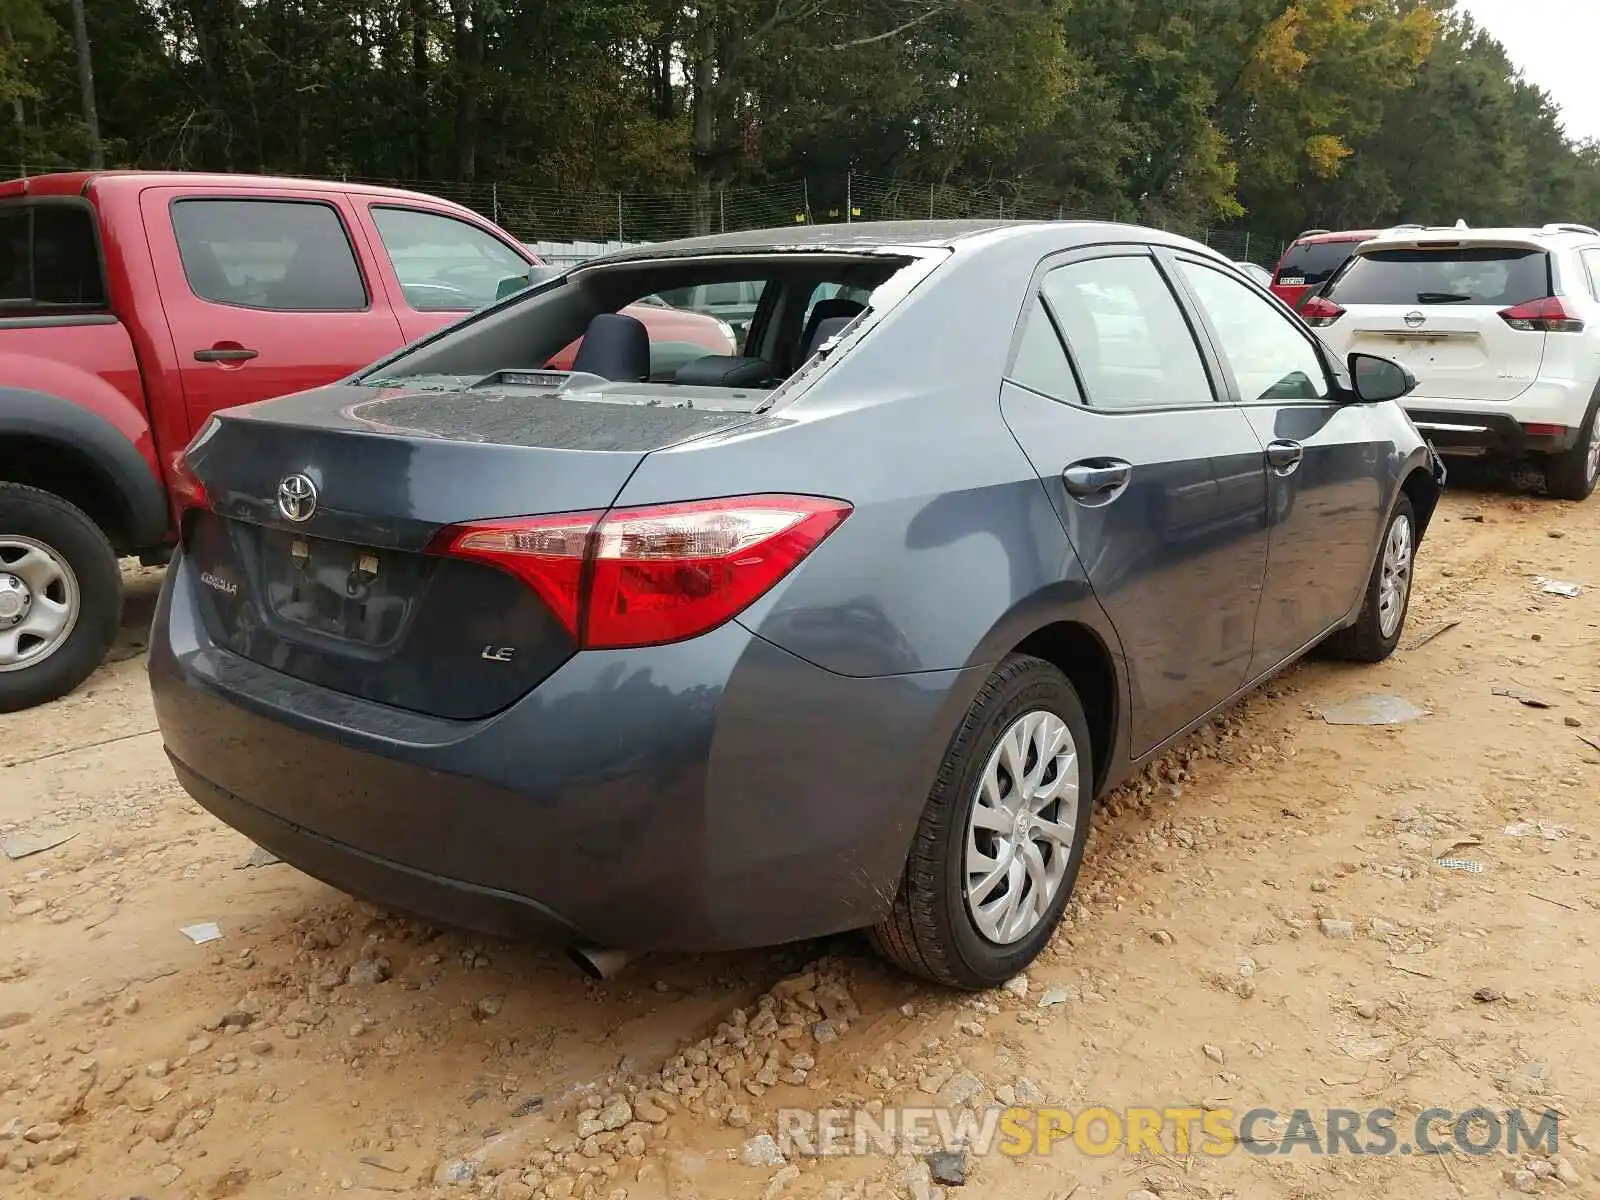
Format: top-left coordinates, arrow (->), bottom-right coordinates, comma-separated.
193,345 -> 259,363
1063,460 -> 1133,500
1266,440 -> 1304,475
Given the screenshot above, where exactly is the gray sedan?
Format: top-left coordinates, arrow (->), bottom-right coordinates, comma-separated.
149,220 -> 1442,989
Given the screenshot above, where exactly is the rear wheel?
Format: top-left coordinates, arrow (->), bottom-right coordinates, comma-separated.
869,655 -> 1093,990
1544,392 -> 1600,501
1321,495 -> 1415,663
0,484 -> 122,713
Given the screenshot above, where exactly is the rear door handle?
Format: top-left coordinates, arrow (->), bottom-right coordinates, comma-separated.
193,345 -> 259,363
1266,440 -> 1304,474
1063,460 -> 1133,501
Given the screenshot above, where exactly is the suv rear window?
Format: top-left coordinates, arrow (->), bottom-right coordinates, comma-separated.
0,203 -> 107,313
1274,240 -> 1360,286
1326,247 -> 1550,307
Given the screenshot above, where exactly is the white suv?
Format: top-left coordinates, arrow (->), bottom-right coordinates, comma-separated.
1306,223 -> 1600,499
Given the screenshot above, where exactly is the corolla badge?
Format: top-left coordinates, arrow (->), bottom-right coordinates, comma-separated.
277,473 -> 318,522
1404,311 -> 1426,328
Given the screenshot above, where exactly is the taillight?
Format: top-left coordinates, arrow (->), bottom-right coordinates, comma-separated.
169,451 -> 210,522
430,494 -> 852,649
1300,296 -> 1345,326
1499,296 -> 1584,333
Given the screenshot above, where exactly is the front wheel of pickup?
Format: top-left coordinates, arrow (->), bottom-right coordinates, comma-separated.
1544,393 -> 1600,501
0,483 -> 122,712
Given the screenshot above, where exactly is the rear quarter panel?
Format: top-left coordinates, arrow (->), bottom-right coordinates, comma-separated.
0,321 -> 152,466
612,236 -> 1128,682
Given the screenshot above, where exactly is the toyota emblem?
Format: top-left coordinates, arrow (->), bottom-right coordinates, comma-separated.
1404,311 -> 1426,328
276,473 -> 318,522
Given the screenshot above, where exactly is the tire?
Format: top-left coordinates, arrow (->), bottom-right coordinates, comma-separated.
0,483 -> 122,713
1321,494 -> 1415,663
869,654 -> 1094,990
1543,389 -> 1600,501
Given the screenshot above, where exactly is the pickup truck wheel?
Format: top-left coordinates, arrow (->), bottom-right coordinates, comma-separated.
0,483 -> 122,713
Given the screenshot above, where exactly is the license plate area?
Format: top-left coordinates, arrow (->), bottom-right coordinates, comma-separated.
256,528 -> 425,646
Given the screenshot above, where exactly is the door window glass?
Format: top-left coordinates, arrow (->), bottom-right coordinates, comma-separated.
1177,260 -> 1331,402
171,199 -> 368,312
1041,256 -> 1213,409
370,206 -> 530,311
1581,249 -> 1600,302
0,205 -> 107,310
1006,300 -> 1084,404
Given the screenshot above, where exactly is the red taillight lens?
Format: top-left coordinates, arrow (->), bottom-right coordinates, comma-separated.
1499,296 -> 1584,333
1299,296 -> 1345,326
169,452 -> 210,522
437,511 -> 600,637
430,494 -> 852,649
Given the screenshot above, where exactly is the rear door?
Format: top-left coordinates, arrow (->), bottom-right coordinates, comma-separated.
997,247 -> 1270,755
1320,243 -> 1551,402
354,201 -> 535,342
142,187 -> 405,435
1171,253 -> 1385,671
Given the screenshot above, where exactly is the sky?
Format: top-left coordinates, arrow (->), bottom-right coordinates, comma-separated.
1457,0 -> 1600,143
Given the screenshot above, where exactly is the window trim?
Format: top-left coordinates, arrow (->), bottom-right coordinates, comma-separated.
1003,242 -> 1226,413
0,196 -> 111,317
168,195 -> 373,314
368,203 -> 531,313
1164,250 -> 1337,408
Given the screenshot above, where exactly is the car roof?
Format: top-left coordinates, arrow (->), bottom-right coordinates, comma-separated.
0,169 -> 476,208
579,219 -> 1218,265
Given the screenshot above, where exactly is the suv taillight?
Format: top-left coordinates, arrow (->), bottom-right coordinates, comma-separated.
1300,296 -> 1346,326
1499,296 -> 1584,333
430,494 -> 852,649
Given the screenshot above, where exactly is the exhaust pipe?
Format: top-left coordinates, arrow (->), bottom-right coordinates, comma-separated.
568,943 -> 638,981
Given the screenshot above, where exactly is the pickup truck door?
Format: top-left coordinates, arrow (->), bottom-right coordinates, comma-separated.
140,186 -> 405,435
349,199 -> 535,344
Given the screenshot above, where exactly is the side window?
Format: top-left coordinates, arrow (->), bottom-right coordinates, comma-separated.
1006,300 -> 1084,404
1176,260 -> 1331,402
1041,255 -> 1214,409
369,206 -> 530,312
1581,250 -> 1600,302
0,205 -> 107,310
170,199 -> 368,312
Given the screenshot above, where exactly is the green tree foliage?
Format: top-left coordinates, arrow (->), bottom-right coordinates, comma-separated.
2,0 -> 1595,244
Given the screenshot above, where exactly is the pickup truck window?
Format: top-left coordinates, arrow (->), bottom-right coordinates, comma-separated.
170,198 -> 369,312
0,203 -> 107,312
369,206 -> 529,312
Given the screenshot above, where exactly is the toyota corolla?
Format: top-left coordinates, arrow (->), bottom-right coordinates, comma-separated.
149,221 -> 1442,989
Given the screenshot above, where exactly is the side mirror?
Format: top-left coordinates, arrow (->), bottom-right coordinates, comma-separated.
1348,352 -> 1416,403
495,265 -> 561,302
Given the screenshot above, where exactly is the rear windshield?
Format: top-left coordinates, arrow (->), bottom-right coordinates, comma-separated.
0,202 -> 107,314
1273,240 -> 1360,286
1326,247 -> 1551,306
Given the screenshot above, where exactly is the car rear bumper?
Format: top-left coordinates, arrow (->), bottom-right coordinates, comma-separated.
1404,404 -> 1584,456
149,549 -> 980,952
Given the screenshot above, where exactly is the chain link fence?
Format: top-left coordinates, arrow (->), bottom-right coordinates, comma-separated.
1,162 -> 1284,264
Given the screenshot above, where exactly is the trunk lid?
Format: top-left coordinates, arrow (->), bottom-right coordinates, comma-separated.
182,380 -> 762,719
1321,244 -> 1552,403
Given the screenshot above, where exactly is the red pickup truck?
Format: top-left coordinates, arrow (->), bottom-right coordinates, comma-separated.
0,171 -> 735,711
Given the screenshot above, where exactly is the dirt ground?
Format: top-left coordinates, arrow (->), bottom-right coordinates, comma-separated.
3,479 -> 1598,1200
